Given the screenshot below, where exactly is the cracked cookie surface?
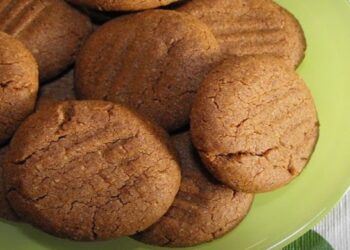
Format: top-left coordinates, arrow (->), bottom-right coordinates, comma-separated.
191,56 -> 319,193
68,0 -> 181,11
3,100 -> 181,240
135,132 -> 254,247
0,0 -> 92,81
0,31 -> 38,145
179,0 -> 306,68
75,10 -> 220,132
0,146 -> 17,220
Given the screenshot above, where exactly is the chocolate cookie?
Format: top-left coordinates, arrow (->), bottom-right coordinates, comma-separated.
0,31 -> 38,145
135,132 -> 254,247
3,100 -> 181,240
0,146 -> 17,220
75,10 -> 220,132
37,70 -> 76,108
0,0 -> 92,81
68,0 -> 181,11
191,56 -> 319,193
179,0 -> 306,68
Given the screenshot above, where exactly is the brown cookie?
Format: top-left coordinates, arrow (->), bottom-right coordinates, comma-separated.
135,132 -> 254,247
0,0 -> 93,81
0,146 -> 17,220
75,10 -> 220,132
68,0 -> 181,11
179,0 -> 306,68
74,6 -> 117,24
3,100 -> 181,240
191,56 -> 319,193
37,70 -> 76,108
0,31 -> 38,145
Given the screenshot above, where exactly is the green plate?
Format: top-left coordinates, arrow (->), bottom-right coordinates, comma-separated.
1,0 -> 350,249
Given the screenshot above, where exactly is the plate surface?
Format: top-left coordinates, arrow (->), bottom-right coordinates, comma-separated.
1,0 -> 350,249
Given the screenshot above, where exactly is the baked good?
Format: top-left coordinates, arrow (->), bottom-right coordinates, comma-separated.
179,0 -> 306,68
0,146 -> 17,220
3,100 -> 181,240
68,0 -> 181,11
37,70 -> 76,108
74,6 -> 117,24
0,0 -> 92,81
191,56 -> 319,193
135,132 -> 254,247
75,10 -> 220,132
0,31 -> 38,145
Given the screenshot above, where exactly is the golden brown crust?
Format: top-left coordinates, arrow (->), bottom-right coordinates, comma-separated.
0,0 -> 93,81
37,70 -> 76,109
75,10 -> 220,132
179,0 -> 306,68
135,132 -> 254,247
4,100 -> 181,240
68,0 -> 181,11
0,31 -> 38,145
191,56 -> 319,193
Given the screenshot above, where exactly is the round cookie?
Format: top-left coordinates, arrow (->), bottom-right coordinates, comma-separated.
179,0 -> 306,68
37,70 -> 76,108
68,0 -> 181,11
135,132 -> 254,247
75,10 -> 220,132
0,146 -> 17,220
191,56 -> 319,193
3,100 -> 181,240
0,31 -> 38,145
0,0 -> 92,81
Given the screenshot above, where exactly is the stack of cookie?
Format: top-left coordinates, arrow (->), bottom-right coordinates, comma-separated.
0,0 -> 319,247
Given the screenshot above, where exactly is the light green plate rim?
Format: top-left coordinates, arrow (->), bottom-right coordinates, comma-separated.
1,0 -> 350,249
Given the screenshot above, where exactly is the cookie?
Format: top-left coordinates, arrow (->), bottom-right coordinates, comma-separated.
191,56 -> 319,193
0,146 -> 17,220
179,0 -> 306,68
3,100 -> 181,240
0,31 -> 38,145
68,0 -> 181,11
75,10 -> 220,132
37,70 -> 76,108
75,6 -> 117,24
135,132 -> 254,247
0,0 -> 93,81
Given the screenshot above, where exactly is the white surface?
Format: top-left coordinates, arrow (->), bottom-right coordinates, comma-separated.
315,190 -> 350,249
